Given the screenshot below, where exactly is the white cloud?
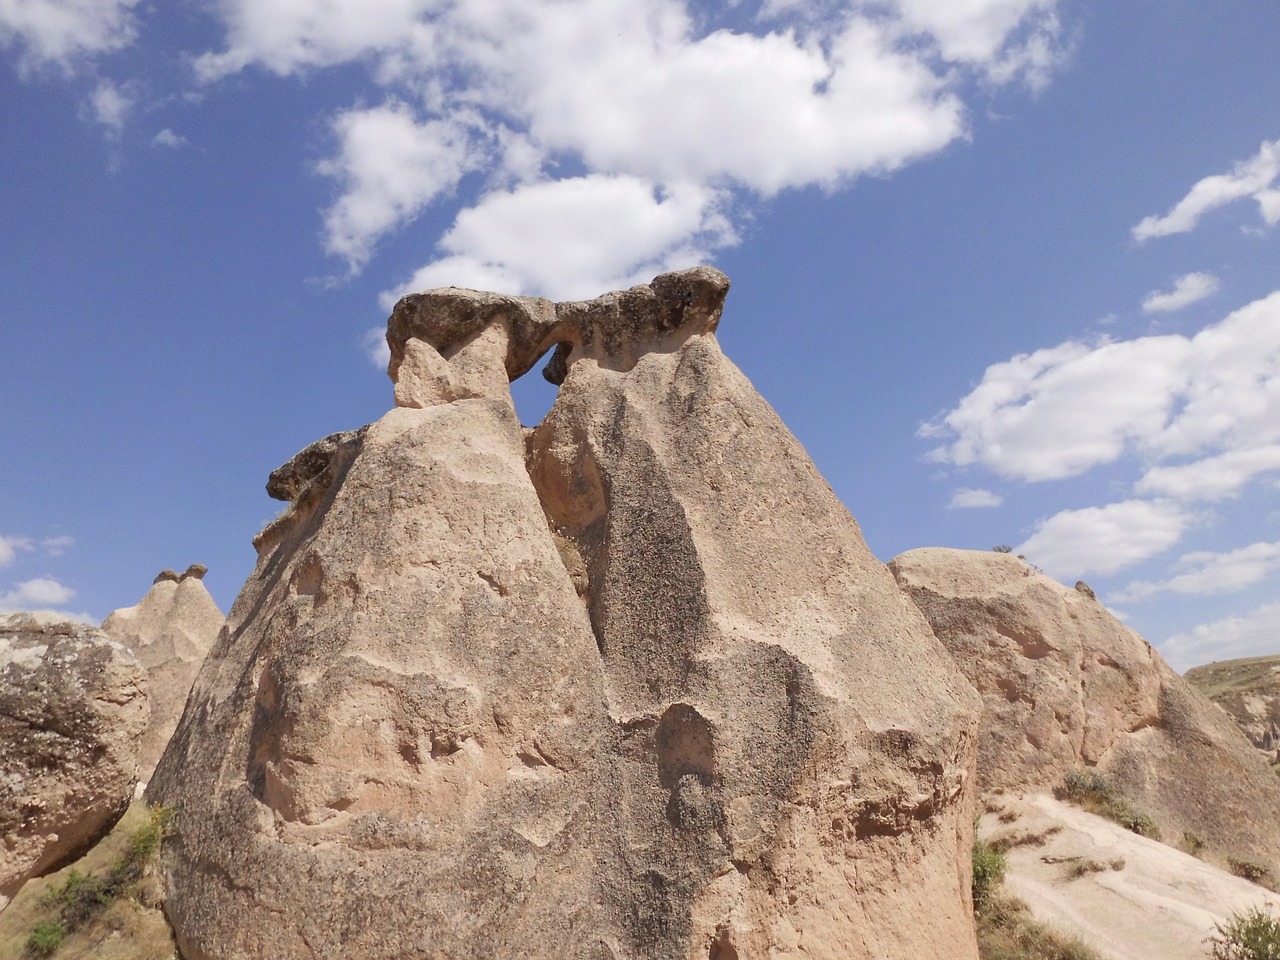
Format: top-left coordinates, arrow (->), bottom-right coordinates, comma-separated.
1161,601 -> 1280,671
317,104 -> 483,271
1132,139 -> 1280,242
1141,271 -> 1219,314
41,535 -> 72,556
196,0 -> 1068,294
88,78 -> 131,133
1136,444 -> 1280,502
362,327 -> 390,369
0,536 -> 33,566
925,290 -> 1280,485
948,487 -> 1004,508
0,577 -> 75,610
385,175 -> 737,301
1114,540 -> 1280,603
152,128 -> 188,149
1015,499 -> 1193,579
0,0 -> 139,72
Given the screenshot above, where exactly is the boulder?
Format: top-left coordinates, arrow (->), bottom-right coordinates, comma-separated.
0,612 -> 148,910
150,269 -> 983,960
102,569 -> 224,780
890,547 -> 1280,866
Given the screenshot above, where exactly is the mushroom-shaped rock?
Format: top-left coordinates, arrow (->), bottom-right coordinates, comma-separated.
102,571 -> 224,781
890,547 -> 1280,867
1,613 -> 148,910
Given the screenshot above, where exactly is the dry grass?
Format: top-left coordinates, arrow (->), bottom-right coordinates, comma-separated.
977,892 -> 1105,960
0,801 -> 176,960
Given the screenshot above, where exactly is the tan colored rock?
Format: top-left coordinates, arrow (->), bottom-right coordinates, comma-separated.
102,571 -> 224,781
526,269 -> 983,960
891,547 -> 1280,867
149,317 -> 622,960
0,612 -> 148,910
152,269 -> 983,960
1185,653 -> 1280,771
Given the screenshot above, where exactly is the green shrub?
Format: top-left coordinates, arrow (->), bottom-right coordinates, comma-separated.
973,839 -> 1008,910
1228,858 -> 1275,887
25,922 -> 66,957
1208,906 -> 1280,960
977,892 -> 1104,960
1055,769 -> 1161,839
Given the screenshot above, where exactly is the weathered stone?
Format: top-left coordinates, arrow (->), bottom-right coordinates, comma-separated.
153,569 -> 180,585
265,428 -> 367,504
526,272 -> 982,960
149,331 -> 621,959
891,547 -> 1280,867
152,268 -> 984,960
102,571 -> 224,781
0,613 -> 148,910
182,563 -> 208,581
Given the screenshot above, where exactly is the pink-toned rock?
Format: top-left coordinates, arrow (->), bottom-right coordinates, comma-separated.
890,547 -> 1280,867
0,612 -> 148,910
102,569 -> 224,780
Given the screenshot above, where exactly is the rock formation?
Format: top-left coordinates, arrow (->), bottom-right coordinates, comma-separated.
0,612 -> 149,910
149,268 -> 982,960
1185,654 -> 1280,772
102,566 -> 224,780
890,547 -> 1280,867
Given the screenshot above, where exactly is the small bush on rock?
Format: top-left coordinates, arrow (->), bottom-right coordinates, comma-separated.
1056,769 -> 1161,839
1208,906 -> 1280,960
973,839 -> 1008,910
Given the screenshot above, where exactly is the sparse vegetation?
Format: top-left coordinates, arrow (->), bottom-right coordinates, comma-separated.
1056,769 -> 1161,839
1228,857 -> 1275,888
973,837 -> 1008,910
1182,830 -> 1207,857
1065,857 -> 1125,880
977,892 -> 1105,960
1207,905 -> 1280,960
20,806 -> 173,958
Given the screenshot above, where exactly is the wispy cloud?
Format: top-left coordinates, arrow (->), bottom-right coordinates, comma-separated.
1162,600 -> 1280,671
1133,139 -> 1280,242
1142,271 -> 1219,313
1114,540 -> 1280,603
152,128 -> 188,149
0,0 -> 140,73
0,535 -> 33,566
1016,499 -> 1193,580
948,487 -> 1004,509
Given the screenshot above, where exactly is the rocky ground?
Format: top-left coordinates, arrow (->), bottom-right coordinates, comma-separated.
1186,654 -> 1280,772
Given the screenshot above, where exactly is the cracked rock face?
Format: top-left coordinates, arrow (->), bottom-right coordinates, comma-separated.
151,269 -> 983,960
102,570 -> 225,781
891,547 -> 1280,866
0,613 -> 149,910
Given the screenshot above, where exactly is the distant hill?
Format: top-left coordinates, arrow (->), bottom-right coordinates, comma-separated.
1185,654 -> 1280,770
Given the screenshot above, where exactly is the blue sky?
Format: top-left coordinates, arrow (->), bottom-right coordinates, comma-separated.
2,0 -> 1278,670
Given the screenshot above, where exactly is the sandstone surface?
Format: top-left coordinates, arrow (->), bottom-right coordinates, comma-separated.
1185,653 -> 1280,770
151,268 -> 983,960
0,612 -> 149,910
890,547 -> 1280,867
102,568 -> 224,780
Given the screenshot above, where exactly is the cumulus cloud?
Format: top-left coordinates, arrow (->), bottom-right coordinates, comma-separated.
1015,499 -> 1193,580
317,104 -> 483,271
193,0 -> 1068,296
152,128 -> 188,149
0,0 -> 139,72
88,78 -> 131,133
1114,540 -> 1280,603
948,487 -> 1004,508
0,576 -> 76,610
1161,600 -> 1280,671
924,290 -> 1280,485
386,176 -> 736,301
1141,272 -> 1219,314
1132,139 -> 1280,242
1136,444 -> 1280,502
0,535 -> 33,566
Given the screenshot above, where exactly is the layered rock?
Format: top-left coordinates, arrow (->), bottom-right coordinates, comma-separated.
0,612 -> 148,910
102,566 -> 224,780
890,547 -> 1280,866
151,268 -> 983,960
1185,654 -> 1280,770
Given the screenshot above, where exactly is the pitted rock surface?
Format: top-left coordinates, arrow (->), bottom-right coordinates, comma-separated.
102,571 -> 224,780
891,547 -> 1280,868
151,268 -> 983,960
0,613 -> 148,909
